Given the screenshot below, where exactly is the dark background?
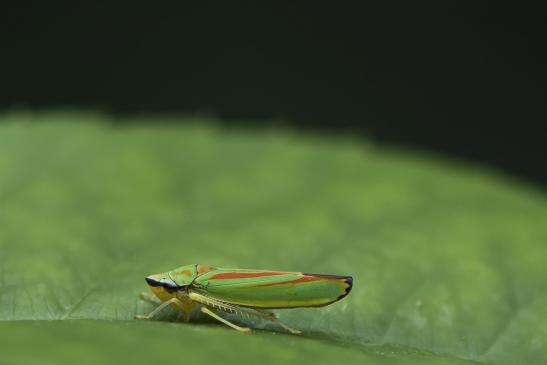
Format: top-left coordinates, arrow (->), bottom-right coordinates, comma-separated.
1,2 -> 546,186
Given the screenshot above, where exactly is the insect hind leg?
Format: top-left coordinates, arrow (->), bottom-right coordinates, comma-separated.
189,290 -> 301,334
200,307 -> 251,332
256,309 -> 302,334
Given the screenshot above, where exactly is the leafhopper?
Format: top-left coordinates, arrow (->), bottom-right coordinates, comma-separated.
135,264 -> 353,333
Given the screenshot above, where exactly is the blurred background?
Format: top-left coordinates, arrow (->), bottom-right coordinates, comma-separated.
1,4 -> 547,364
1,1 -> 546,186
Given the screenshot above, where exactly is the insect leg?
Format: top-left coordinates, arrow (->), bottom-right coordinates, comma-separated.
135,298 -> 181,320
188,291 -> 300,334
200,307 -> 251,333
175,293 -> 198,323
138,292 -> 161,304
256,309 -> 302,334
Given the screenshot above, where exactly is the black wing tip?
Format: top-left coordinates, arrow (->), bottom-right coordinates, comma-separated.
339,276 -> 353,300
345,276 -> 353,289
302,273 -> 353,302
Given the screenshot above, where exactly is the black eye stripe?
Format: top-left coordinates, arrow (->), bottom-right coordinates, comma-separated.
145,276 -> 181,291
145,277 -> 161,287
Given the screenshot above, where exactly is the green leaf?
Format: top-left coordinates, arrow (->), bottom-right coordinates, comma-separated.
0,111 -> 546,365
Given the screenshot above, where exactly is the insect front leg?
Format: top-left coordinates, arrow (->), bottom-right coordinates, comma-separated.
138,292 -> 161,304
135,298 -> 183,320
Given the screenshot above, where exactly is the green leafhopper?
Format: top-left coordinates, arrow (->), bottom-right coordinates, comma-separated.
135,264 -> 353,333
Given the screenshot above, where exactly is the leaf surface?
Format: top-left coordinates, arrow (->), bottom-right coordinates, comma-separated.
0,111 -> 546,364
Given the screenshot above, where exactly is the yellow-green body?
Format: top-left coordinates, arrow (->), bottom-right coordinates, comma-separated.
138,264 -> 353,333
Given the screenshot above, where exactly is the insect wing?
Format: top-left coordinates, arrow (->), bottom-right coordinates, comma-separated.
193,268 -> 352,308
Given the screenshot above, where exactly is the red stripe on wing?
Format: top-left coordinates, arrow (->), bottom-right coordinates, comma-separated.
210,271 -> 287,280
253,275 -> 323,288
